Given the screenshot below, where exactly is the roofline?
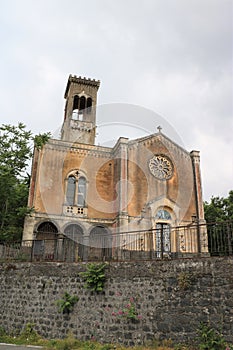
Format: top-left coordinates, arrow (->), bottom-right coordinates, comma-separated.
128,132 -> 193,156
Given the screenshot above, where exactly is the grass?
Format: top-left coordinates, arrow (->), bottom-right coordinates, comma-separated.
0,330 -> 193,350
0,325 -> 232,350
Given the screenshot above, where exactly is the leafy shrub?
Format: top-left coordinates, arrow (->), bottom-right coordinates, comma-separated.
80,263 -> 107,293
56,292 -> 78,314
19,323 -> 41,343
197,322 -> 226,350
0,326 -> 6,337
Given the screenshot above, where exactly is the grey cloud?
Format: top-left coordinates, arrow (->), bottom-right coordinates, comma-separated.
0,0 -> 232,200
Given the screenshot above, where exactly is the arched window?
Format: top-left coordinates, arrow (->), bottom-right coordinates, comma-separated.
73,95 -> 79,111
66,174 -> 87,207
72,96 -> 79,120
77,177 -> 86,207
66,176 -> 76,205
64,224 -> 85,260
155,209 -> 171,220
90,225 -> 109,248
86,97 -> 92,114
34,222 -> 58,260
37,221 -> 58,233
72,95 -> 92,116
89,225 -> 112,259
64,224 -> 83,243
79,96 -> 86,111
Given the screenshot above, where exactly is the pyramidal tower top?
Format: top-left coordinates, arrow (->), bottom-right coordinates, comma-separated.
61,75 -> 100,144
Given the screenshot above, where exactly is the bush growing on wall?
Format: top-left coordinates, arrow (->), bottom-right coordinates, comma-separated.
56,292 -> 78,315
80,263 -> 107,293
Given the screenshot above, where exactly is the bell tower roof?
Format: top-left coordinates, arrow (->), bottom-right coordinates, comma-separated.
64,75 -> 100,98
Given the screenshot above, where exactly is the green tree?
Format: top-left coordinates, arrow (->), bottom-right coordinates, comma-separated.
0,123 -> 51,241
0,123 -> 32,241
0,123 -> 32,177
204,191 -> 233,223
204,191 -> 233,256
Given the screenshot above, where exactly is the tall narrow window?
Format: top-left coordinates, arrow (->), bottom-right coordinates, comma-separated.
79,96 -> 86,111
66,176 -> 76,205
72,95 -> 79,119
86,97 -> 92,114
64,101 -> 68,120
73,95 -> 79,110
77,177 -> 86,207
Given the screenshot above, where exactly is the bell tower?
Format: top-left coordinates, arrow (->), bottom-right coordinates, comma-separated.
61,75 -> 100,144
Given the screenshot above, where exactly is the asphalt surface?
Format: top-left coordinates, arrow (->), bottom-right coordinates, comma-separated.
0,344 -> 43,350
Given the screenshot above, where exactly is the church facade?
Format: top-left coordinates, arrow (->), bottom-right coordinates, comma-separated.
23,75 -> 208,259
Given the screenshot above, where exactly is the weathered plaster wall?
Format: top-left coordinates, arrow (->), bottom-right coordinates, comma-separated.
0,257 -> 232,346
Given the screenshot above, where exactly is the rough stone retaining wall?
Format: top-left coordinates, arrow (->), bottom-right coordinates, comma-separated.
0,257 -> 232,346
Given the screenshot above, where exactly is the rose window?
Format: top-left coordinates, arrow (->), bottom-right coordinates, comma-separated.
149,155 -> 173,180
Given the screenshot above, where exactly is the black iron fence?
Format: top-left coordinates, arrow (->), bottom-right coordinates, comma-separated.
0,221 -> 232,262
207,221 -> 233,256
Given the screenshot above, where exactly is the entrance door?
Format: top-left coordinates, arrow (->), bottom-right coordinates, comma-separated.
64,224 -> 84,261
89,226 -> 112,261
155,223 -> 171,258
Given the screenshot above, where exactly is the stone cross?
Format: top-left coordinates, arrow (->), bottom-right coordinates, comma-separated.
157,125 -> 162,133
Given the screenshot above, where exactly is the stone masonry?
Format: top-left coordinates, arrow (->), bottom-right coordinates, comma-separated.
0,257 -> 232,346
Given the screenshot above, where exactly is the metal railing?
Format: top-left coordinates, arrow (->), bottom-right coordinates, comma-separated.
206,221 -> 233,256
0,221 -> 232,262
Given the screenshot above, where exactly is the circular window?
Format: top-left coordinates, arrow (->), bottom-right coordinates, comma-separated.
149,155 -> 173,180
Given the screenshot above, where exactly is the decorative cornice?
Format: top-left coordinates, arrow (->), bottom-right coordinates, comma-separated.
44,139 -> 112,159
45,130 -> 194,161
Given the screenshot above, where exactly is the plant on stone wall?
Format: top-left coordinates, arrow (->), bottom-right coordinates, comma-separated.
20,323 -> 41,343
197,322 -> 226,350
56,292 -> 78,315
112,297 -> 142,321
80,262 -> 107,293
123,300 -> 140,321
0,327 -> 6,337
177,272 -> 193,290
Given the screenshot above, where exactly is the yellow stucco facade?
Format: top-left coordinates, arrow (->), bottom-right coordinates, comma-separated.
23,75 -> 208,258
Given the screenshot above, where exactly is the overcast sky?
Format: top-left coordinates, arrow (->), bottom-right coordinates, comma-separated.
0,0 -> 232,201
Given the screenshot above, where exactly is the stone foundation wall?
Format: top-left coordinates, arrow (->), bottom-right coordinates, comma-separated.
0,257 -> 232,346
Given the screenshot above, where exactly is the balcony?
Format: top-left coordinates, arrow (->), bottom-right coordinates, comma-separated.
63,205 -> 87,217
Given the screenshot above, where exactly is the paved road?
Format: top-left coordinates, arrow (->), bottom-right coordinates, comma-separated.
0,344 -> 43,350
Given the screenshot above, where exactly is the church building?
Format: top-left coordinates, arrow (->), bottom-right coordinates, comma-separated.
23,75 -> 208,259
